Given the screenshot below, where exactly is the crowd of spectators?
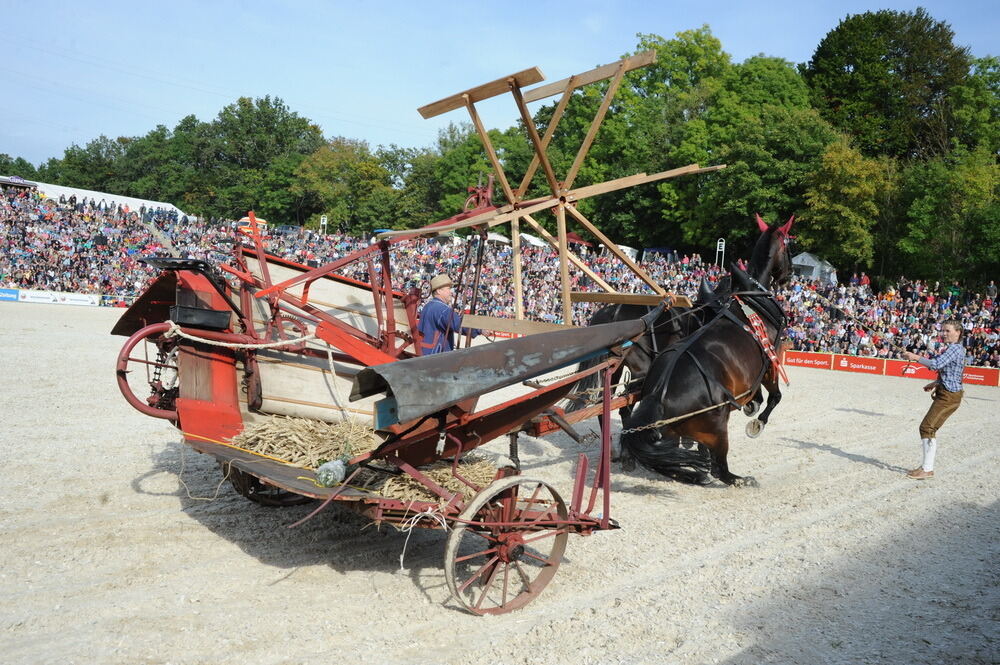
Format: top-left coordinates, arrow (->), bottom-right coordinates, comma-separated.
2,185 -> 998,367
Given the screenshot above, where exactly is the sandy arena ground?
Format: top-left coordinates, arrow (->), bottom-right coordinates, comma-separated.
1,301 -> 997,664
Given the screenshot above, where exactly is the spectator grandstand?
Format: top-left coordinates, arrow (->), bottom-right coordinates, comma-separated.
2,184 -> 997,367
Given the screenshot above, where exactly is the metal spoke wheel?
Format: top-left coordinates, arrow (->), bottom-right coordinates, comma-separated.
445,476 -> 568,615
224,464 -> 315,507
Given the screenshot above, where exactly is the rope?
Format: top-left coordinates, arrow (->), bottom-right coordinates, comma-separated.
395,507 -> 450,571
619,388 -> 754,434
176,444 -> 233,502
162,320 -> 318,349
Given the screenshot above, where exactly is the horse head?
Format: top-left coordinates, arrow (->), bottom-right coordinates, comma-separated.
751,214 -> 794,288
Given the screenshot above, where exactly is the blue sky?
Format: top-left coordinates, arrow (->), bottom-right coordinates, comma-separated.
2,1 -> 996,167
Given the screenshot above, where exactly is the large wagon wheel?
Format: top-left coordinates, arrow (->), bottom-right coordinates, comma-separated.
223,464 -> 315,507
445,476 -> 568,615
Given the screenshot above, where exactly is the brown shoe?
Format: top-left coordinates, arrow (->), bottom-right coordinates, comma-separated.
907,468 -> 934,480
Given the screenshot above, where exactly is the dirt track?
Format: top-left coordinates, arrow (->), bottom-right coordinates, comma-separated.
1,301 -> 997,665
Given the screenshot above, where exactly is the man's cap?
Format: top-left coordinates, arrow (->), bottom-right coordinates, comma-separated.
430,274 -> 453,292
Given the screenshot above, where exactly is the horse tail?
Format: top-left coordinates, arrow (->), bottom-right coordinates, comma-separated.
622,429 -> 713,484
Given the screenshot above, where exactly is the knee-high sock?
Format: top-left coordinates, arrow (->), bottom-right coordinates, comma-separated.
922,437 -> 937,472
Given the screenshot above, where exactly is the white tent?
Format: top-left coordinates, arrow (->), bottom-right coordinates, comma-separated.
33,181 -> 190,219
792,251 -> 838,284
486,232 -> 510,244
517,232 -> 547,247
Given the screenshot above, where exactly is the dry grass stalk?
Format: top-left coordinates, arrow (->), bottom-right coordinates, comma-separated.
230,416 -> 380,468
231,416 -> 497,503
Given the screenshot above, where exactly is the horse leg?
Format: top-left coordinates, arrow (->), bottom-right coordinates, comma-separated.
742,388 -> 762,417
688,417 -> 757,487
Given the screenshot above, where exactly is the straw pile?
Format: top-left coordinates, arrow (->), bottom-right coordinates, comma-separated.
230,416 -> 380,467
229,416 -> 497,503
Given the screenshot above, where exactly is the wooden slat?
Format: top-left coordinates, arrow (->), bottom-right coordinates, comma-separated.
464,95 -> 516,204
563,61 -> 627,191
570,292 -> 693,307
461,314 -> 572,335
418,67 -> 545,119
377,197 -> 559,239
565,204 -> 664,295
520,214 -> 615,292
522,50 -> 657,103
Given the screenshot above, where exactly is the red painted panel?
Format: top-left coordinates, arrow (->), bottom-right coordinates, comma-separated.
962,366 -> 1000,386
884,359 -> 938,380
833,355 -> 885,375
783,351 -> 833,370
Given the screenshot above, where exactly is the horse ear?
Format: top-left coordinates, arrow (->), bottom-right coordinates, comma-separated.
779,215 -> 795,235
755,213 -> 768,232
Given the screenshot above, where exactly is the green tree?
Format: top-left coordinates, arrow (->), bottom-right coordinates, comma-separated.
293,137 -> 392,233
802,8 -> 972,159
0,154 -> 38,179
897,146 -> 999,281
802,137 -> 892,268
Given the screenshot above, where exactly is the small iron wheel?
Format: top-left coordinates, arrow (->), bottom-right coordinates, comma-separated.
223,464 -> 314,507
445,476 -> 568,615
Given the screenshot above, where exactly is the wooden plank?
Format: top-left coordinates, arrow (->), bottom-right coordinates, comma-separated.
570,292 -> 693,307
511,218 -> 524,320
464,96 -> 517,204
565,165 -> 695,202
461,314 -> 573,335
563,61 -> 627,191
520,215 -> 615,292
418,67 -> 545,119
565,204 -> 664,295
510,83 -> 560,195
377,197 -> 560,239
523,50 -> 657,103
556,204 -> 572,325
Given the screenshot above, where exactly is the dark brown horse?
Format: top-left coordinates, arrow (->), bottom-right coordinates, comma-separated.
619,215 -> 794,486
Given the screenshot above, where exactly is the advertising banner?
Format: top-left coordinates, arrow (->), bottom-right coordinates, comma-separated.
782,351 -> 833,370
18,290 -> 100,306
883,359 -> 938,381
833,354 -> 885,375
0,288 -> 18,301
962,366 -> 1000,387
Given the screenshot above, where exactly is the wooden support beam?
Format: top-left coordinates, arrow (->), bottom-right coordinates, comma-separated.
522,50 -> 656,103
563,61 -> 627,191
570,292 -> 693,307
418,67 -> 544,118
564,163 -> 725,203
564,204 -> 664,295
517,81 -> 573,197
520,215 -> 614,292
511,218 -> 524,320
463,95 -> 516,204
461,314 -> 572,335
556,203 -> 572,325
509,80 -> 560,196
377,197 -> 559,239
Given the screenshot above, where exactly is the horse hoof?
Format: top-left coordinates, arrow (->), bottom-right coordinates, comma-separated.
743,401 -> 759,417
620,457 -> 636,472
745,419 -> 764,438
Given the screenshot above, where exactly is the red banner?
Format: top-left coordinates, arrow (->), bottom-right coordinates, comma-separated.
962,366 -> 1000,386
783,351 -> 833,370
783,350 -> 997,387
833,354 -> 886,375
884,359 -> 938,380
